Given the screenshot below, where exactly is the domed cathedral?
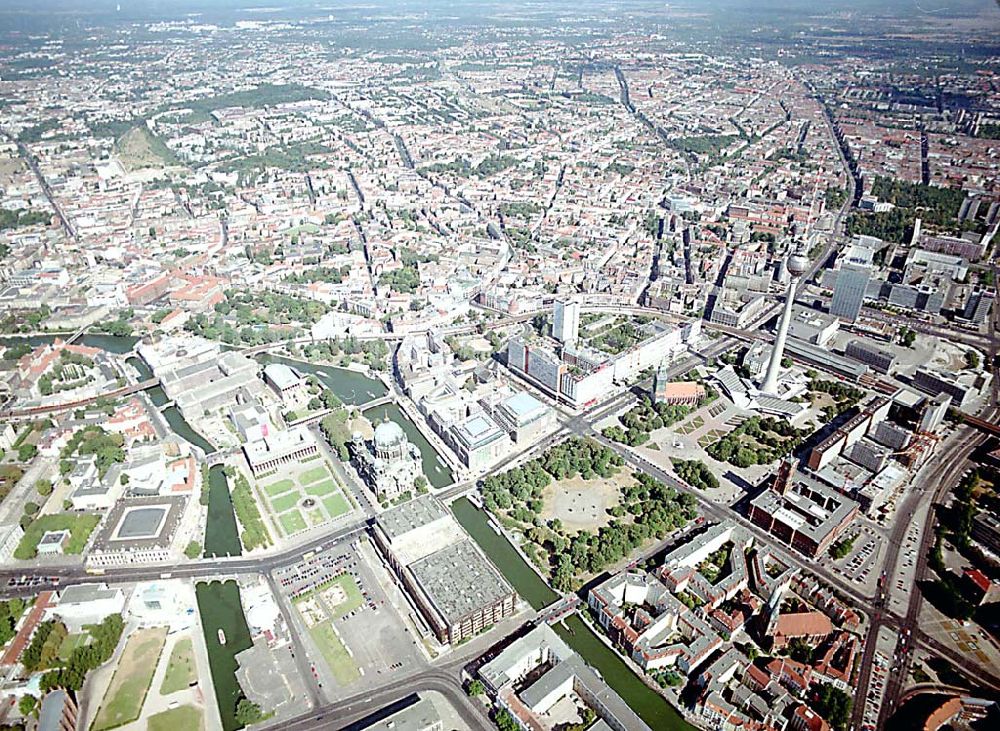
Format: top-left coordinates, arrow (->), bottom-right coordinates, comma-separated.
351,416 -> 423,502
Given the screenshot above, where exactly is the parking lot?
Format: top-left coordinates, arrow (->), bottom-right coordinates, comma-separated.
830,524 -> 885,592
275,537 -> 424,701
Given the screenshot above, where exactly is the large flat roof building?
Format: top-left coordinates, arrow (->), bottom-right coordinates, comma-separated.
372,495 -> 516,645
243,425 -> 319,477
747,474 -> 859,558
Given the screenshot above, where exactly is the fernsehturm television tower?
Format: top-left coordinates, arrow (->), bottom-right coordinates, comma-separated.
761,251 -> 809,396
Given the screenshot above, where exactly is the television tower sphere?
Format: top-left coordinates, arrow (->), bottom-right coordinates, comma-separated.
787,253 -> 809,277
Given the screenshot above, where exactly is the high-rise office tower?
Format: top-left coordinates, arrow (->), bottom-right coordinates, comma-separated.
830,241 -> 875,322
963,288 -> 995,325
553,299 -> 580,344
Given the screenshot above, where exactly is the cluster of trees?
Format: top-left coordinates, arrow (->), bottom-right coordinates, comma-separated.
284,266 -> 351,285
0,598 -> 28,647
604,396 -> 702,446
810,378 -> 865,420
870,176 -> 966,226
91,311 -> 133,337
847,176 -> 966,244
825,187 -> 848,210
606,162 -> 635,177
927,534 -> 976,621
1,342 -> 31,360
0,208 -> 50,231
225,468 -> 272,551
499,201 -> 542,220
946,470 -> 979,550
17,443 -> 37,463
898,326 -> 917,347
39,352 -> 95,395
707,416 -> 807,467
846,208 -> 914,244
671,458 -> 719,490
235,698 -> 267,726
292,337 -> 389,371
444,335 -> 486,363
0,305 -> 51,334
216,289 -> 328,327
669,134 -> 737,157
186,312 -> 292,347
40,614 -> 124,692
399,246 -> 439,266
697,545 -> 731,584
494,708 -> 519,731
60,426 -> 125,476
652,669 -> 685,688
22,620 -> 67,672
810,683 -> 853,731
220,141 -> 334,180
482,438 -> 623,515
305,387 -> 342,414
787,636 -> 818,664
829,533 -> 857,560
421,154 -> 519,179
590,322 -> 644,355
486,442 -> 698,591
171,83 -> 329,116
379,265 -> 420,293
319,408 -> 353,461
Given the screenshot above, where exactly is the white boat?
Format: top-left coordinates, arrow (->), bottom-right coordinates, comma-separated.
217,629 -> 226,645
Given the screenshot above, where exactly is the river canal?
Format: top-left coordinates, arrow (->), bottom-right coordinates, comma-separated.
451,497 -> 557,609
203,466 -> 241,558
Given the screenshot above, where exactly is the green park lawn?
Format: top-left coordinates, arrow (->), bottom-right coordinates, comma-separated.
323,575 -> 363,618
91,627 -> 167,731
160,637 -> 196,695
279,510 -> 307,534
263,479 -> 296,497
148,705 -> 203,731
14,513 -> 101,559
58,632 -> 88,661
271,492 -> 301,513
300,466 -> 329,485
305,480 -> 336,497
307,508 -> 325,526
310,622 -> 359,686
322,493 -> 350,518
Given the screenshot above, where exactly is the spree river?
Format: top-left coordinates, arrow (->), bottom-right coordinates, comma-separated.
255,353 -> 387,406
0,333 -> 139,353
452,498 -> 693,730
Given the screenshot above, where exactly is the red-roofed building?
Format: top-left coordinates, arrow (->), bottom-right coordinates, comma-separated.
963,568 -> 993,605
106,398 -> 156,446
1,592 -> 54,668
764,657 -> 813,694
791,704 -> 831,731
769,612 -> 833,650
127,273 -> 171,306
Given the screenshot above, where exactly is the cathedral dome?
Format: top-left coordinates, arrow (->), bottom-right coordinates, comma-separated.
373,420 -> 406,450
